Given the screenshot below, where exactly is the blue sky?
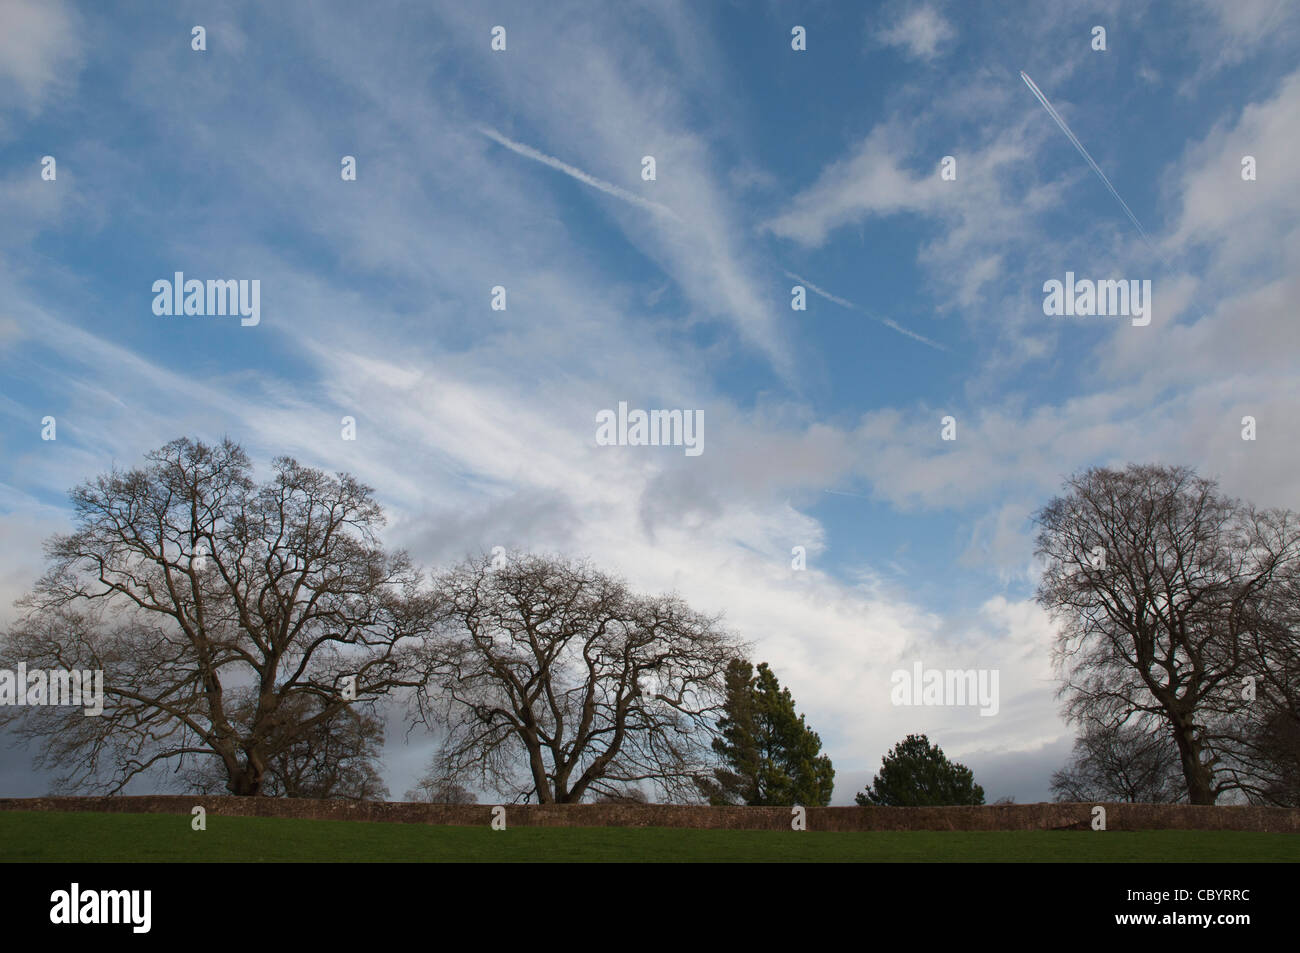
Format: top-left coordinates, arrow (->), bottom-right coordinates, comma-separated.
1,0 -> 1298,802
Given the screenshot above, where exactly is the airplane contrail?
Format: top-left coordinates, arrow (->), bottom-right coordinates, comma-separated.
477,126 -> 680,222
1019,71 -> 1166,263
784,270 -> 948,352
820,488 -> 873,500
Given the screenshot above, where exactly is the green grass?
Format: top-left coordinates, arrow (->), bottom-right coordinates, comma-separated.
1,810 -> 1296,862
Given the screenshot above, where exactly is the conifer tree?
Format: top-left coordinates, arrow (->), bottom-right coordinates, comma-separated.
857,733 -> 984,806
705,659 -> 835,806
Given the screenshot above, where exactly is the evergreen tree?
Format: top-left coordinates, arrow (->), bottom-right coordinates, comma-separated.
705,659 -> 835,806
856,733 -> 985,806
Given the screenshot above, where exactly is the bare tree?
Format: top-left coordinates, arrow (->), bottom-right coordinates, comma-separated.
1240,709 -> 1300,805
592,785 -> 649,803
183,698 -> 390,801
1228,554 -> 1300,805
1050,720 -> 1184,803
261,699 -> 389,800
0,437 -> 439,795
1035,464 -> 1300,804
403,772 -> 478,804
420,552 -> 741,803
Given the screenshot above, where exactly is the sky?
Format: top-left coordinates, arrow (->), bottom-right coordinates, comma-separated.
0,0 -> 1297,804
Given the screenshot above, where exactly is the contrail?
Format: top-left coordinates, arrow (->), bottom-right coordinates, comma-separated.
1019,71 -> 1167,263
820,488 -> 873,500
477,126 -> 680,222
784,270 -> 947,352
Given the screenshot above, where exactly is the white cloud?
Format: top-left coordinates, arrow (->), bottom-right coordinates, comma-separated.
760,115 -> 1056,312
876,6 -> 956,61
761,123 -> 945,246
1195,0 -> 1297,62
1166,70 -> 1300,265
0,0 -> 82,123
423,4 -> 795,377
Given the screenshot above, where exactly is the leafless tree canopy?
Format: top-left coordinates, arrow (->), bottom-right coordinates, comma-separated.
1050,720 -> 1185,803
403,774 -> 478,804
1229,552 -> 1300,805
184,698 -> 390,801
1035,464 -> 1300,804
420,552 -> 741,803
0,437 -> 439,795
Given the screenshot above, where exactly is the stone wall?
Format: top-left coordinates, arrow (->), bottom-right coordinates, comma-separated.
1,796 -> 1299,832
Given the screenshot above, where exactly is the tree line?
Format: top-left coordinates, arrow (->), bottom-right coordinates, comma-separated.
1,439 -> 1296,806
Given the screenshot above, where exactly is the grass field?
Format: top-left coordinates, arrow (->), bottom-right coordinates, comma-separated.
2,810 -> 1298,862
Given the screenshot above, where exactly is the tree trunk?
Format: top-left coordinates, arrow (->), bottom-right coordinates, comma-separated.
228,771 -> 263,796
227,752 -> 265,796
1172,722 -> 1215,804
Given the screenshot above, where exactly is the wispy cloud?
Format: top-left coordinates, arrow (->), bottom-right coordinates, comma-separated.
0,0 -> 83,121
877,6 -> 956,61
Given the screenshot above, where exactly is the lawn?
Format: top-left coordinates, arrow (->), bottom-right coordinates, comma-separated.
1,811 -> 1297,862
